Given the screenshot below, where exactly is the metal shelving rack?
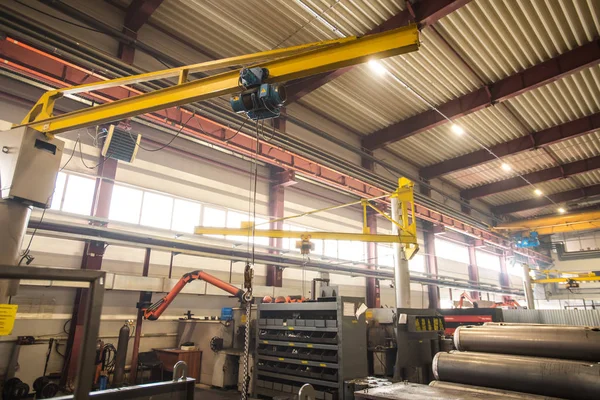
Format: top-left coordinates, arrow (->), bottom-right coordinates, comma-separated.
254,296 -> 367,400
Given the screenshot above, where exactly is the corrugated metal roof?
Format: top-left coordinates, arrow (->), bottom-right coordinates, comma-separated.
549,130 -> 600,163
436,0 -> 600,83
444,149 -> 557,189
484,178 -> 580,206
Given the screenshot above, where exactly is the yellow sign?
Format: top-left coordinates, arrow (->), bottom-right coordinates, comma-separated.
241,315 -> 247,323
307,344 -> 313,348
319,363 -> 327,367
365,310 -> 373,320
0,305 -> 18,336
301,360 -> 308,364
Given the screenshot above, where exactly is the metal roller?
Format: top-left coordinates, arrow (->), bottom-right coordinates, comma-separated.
429,381 -> 562,399
454,324 -> 600,360
433,351 -> 600,400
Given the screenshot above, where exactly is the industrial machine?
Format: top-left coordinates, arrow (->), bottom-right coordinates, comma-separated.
394,308 -> 444,383
365,308 -> 396,377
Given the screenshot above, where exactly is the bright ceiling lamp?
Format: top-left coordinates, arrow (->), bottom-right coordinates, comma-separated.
451,124 -> 465,135
368,59 -> 387,76
534,188 -> 543,196
557,207 -> 566,214
501,163 -> 512,172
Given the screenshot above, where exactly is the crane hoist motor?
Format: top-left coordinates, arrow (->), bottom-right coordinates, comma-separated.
230,67 -> 286,120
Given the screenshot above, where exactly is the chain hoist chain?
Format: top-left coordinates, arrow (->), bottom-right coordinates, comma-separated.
241,262 -> 253,400
241,298 -> 252,400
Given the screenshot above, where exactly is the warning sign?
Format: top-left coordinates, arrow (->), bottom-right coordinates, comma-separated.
0,304 -> 18,336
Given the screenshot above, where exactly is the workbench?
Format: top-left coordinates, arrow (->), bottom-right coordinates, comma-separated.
153,348 -> 202,382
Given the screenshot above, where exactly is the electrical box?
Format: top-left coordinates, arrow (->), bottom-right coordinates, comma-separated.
0,127 -> 64,207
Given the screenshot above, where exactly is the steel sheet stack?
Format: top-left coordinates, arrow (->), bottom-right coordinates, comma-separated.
431,323 -> 600,400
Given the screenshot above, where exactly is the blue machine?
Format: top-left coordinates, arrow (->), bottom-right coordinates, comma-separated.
220,307 -> 233,321
230,67 -> 286,120
515,231 -> 540,248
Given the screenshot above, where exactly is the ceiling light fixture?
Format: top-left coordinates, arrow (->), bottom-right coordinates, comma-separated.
451,124 -> 464,135
558,207 -> 566,214
368,60 -> 387,76
501,163 -> 512,172
534,188 -> 543,196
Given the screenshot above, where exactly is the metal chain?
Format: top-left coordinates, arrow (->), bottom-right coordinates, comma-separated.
241,297 -> 252,400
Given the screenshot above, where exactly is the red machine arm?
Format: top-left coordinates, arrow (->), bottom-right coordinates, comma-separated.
143,270 -> 245,320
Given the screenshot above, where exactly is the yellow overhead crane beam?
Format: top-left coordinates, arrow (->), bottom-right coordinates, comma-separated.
17,24 -> 420,137
494,209 -> 600,236
532,269 -> 600,284
195,178 -> 420,259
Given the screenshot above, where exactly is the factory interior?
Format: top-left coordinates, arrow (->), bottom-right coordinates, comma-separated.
1,0 -> 600,399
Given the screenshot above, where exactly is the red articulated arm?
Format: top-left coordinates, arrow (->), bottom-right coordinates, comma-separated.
143,270 -> 245,321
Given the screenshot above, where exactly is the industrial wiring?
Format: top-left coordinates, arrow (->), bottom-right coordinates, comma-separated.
78,139 -> 114,170
223,118 -> 249,142
128,111 -> 196,152
13,0 -> 113,34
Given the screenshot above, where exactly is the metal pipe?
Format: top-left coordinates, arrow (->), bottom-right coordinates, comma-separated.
522,263 -> 536,309
0,200 -> 31,301
453,324 -> 600,361
391,197 -> 411,308
433,351 -> 600,400
429,381 -> 561,399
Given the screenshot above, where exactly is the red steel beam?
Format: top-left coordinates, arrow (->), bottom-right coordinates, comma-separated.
422,112 -> 600,179
462,155 -> 600,200
124,0 -> 165,32
0,36 -> 553,265
267,164 -> 288,287
285,0 -> 473,103
492,184 -> 600,215
363,39 -> 600,150
119,0 -> 165,63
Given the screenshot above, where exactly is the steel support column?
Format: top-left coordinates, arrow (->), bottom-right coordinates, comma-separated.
467,245 -> 480,301
267,164 -> 287,287
522,263 -> 536,310
130,247 -> 151,384
499,252 -> 511,303
423,223 -> 440,309
365,210 -> 380,308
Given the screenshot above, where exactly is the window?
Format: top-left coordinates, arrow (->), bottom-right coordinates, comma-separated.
376,244 -> 395,267
324,240 -> 338,258
140,192 -> 173,229
509,262 -> 525,277
50,172 -> 67,210
434,238 -> 469,263
109,185 -> 143,224
203,206 -> 226,238
172,199 -> 201,233
409,254 -> 425,273
62,174 -> 96,215
254,217 -> 270,246
312,239 -> 323,256
226,210 -> 249,243
476,250 -> 501,271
